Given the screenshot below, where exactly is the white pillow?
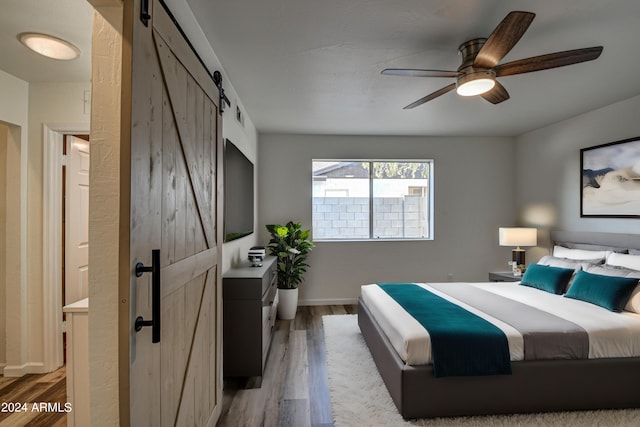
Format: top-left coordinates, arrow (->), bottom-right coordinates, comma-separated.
606,252 -> 640,271
552,245 -> 609,261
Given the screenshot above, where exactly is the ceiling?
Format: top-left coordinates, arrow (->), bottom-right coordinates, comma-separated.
4,0 -> 640,137
0,0 -> 93,83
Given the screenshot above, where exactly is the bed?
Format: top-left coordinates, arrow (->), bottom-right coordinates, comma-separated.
357,230 -> 640,419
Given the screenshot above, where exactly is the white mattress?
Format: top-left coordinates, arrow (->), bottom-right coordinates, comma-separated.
360,282 -> 640,366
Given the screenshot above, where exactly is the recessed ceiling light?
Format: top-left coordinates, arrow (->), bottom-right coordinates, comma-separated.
18,32 -> 80,61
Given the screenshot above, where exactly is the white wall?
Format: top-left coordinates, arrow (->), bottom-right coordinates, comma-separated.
0,70 -> 29,127
516,93 -> 640,260
259,133 -> 517,304
0,70 -> 28,375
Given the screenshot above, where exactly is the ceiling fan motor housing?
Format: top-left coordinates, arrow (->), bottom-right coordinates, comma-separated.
456,38 -> 496,95
458,38 -> 487,69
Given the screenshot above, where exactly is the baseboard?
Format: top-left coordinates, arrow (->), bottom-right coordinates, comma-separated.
3,362 -> 46,377
298,298 -> 358,306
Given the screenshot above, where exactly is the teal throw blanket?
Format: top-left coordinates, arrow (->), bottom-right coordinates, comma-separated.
378,283 -> 511,377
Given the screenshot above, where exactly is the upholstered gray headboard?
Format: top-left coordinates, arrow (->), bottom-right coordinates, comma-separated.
550,230 -> 640,253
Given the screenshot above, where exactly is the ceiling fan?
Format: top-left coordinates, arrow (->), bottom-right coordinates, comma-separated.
382,11 -> 603,109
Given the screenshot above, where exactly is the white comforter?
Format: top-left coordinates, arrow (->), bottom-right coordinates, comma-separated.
360,282 -> 640,366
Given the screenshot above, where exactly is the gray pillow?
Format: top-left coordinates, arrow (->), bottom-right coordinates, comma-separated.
584,264 -> 640,313
538,255 -> 598,271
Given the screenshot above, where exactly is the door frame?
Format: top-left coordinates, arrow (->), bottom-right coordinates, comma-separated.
43,122 -> 90,373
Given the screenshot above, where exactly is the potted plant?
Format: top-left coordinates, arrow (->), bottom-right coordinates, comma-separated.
266,221 -> 315,319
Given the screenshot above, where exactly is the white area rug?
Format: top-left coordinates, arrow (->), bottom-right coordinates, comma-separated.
322,314 -> 640,427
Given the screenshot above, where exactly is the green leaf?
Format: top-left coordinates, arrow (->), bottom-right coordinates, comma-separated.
266,220 -> 314,288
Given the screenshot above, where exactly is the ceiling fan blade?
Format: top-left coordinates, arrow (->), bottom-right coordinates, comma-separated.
382,68 -> 459,78
474,11 -> 536,69
481,81 -> 510,104
494,46 -> 603,77
403,83 -> 456,109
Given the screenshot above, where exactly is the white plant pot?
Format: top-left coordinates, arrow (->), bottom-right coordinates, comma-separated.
277,288 -> 299,320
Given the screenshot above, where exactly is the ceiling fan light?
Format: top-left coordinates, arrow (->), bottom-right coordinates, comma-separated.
18,32 -> 80,61
457,78 -> 495,96
456,70 -> 496,96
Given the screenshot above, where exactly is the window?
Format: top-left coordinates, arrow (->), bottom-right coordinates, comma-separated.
312,160 -> 434,241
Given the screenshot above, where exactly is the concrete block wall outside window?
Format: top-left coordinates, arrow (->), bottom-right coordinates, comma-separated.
312,196 -> 428,239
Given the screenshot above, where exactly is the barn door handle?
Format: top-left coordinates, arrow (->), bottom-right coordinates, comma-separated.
134,249 -> 161,343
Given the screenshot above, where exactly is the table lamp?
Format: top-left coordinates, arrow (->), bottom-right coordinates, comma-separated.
499,227 -> 537,271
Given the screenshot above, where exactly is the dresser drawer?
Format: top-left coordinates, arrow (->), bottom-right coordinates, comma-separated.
223,256 -> 277,300
223,256 -> 278,380
261,261 -> 278,298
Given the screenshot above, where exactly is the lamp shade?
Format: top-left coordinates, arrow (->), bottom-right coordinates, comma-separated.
499,227 -> 537,247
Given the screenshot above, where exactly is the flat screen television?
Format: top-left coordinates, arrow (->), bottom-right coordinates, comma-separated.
223,139 -> 254,242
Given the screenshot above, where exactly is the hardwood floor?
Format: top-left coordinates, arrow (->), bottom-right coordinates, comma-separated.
217,304 -> 357,427
0,304 -> 354,427
0,367 -> 67,427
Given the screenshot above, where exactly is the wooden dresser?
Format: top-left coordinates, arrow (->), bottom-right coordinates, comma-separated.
222,256 -> 278,381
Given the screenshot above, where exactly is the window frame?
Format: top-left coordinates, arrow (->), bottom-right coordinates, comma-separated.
312,159 -> 434,242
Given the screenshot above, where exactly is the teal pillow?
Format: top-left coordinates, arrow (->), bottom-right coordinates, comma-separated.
564,270 -> 639,312
520,264 -> 574,295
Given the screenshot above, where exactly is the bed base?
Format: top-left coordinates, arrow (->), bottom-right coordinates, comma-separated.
358,297 -> 640,419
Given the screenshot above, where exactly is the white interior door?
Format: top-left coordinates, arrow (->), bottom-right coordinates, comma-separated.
65,135 -> 90,305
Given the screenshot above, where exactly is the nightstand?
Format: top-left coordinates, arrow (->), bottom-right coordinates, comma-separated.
488,271 -> 522,282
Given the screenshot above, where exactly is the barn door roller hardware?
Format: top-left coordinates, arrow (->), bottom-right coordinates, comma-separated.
213,71 -> 231,115
140,0 -> 151,26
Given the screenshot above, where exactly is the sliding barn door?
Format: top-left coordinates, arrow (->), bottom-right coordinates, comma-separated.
128,1 -> 223,425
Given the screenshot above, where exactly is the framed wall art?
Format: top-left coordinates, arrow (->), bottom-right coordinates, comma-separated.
580,136 -> 640,218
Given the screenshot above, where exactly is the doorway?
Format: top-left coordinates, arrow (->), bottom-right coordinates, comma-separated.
42,124 -> 90,372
